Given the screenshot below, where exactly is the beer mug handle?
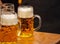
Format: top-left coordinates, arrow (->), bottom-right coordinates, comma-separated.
34,15 -> 41,30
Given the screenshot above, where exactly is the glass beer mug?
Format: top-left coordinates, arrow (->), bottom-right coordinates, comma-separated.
18,6 -> 41,37
0,3 -> 18,44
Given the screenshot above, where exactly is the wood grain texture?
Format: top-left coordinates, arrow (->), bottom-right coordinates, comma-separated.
17,31 -> 60,44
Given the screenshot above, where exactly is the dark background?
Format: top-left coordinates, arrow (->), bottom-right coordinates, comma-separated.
2,0 -> 60,34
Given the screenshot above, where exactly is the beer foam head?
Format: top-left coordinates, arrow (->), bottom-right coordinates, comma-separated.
1,14 -> 17,19
1,14 -> 18,25
18,6 -> 34,18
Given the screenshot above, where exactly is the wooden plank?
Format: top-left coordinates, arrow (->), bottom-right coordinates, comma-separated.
17,31 -> 60,44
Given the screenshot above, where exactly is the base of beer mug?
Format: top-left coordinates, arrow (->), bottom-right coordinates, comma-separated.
20,33 -> 33,37
0,42 -> 17,44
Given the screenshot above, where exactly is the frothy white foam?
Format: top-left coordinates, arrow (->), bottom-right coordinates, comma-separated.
1,14 -> 18,25
1,14 -> 17,19
18,6 -> 33,12
18,6 -> 33,18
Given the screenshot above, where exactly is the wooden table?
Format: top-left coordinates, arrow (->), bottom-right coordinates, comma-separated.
17,31 -> 60,44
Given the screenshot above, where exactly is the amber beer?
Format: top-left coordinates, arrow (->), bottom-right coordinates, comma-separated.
19,17 -> 34,37
0,14 -> 18,44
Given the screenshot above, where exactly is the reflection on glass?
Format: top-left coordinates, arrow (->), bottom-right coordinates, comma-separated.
18,0 -> 22,5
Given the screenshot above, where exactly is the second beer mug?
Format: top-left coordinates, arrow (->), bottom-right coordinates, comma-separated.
0,3 -> 18,44
18,6 -> 41,37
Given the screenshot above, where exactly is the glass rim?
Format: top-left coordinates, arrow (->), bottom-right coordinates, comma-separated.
18,5 -> 33,8
2,3 -> 14,8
